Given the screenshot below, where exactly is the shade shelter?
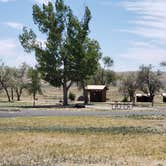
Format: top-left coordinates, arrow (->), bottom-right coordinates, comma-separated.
162,93 -> 166,103
136,93 -> 152,102
85,85 -> 108,102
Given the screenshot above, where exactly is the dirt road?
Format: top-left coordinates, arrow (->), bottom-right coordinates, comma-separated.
0,108 -> 166,118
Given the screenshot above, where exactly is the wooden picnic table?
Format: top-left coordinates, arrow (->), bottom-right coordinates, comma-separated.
110,102 -> 133,110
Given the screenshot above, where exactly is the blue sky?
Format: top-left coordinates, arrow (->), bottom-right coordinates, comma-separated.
0,0 -> 166,71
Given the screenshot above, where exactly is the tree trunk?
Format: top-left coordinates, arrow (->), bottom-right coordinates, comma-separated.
15,88 -> 23,101
0,81 -> 11,102
130,94 -> 135,106
82,81 -> 88,105
4,88 -> 11,102
16,90 -> 20,101
11,88 -> 14,101
33,92 -> 36,107
17,95 -> 20,101
151,95 -> 154,107
101,69 -> 105,85
63,82 -> 68,106
132,96 -> 136,106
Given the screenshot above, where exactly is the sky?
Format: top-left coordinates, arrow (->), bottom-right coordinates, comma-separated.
0,0 -> 166,71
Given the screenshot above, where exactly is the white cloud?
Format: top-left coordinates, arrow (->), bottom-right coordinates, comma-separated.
34,0 -> 50,5
0,39 -> 17,56
0,39 -> 36,67
4,22 -> 23,30
114,0 -> 166,70
120,0 -> 166,42
116,41 -> 166,70
98,1 -> 113,6
122,45 -> 165,63
0,0 -> 15,2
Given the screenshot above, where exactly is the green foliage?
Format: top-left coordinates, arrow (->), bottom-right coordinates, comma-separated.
88,65 -> 116,86
27,68 -> 42,106
89,55 -> 115,86
75,38 -> 102,82
12,63 -> 30,101
102,56 -> 114,69
19,27 -> 37,53
122,96 -> 128,102
137,65 -> 163,106
68,92 -> 76,101
74,37 -> 102,104
119,73 -> 138,104
137,65 -> 162,95
19,0 -> 94,105
0,63 -> 15,101
27,68 -> 42,95
0,62 -> 30,102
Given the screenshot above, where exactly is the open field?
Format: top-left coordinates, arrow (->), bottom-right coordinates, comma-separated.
0,116 -> 166,165
0,85 -> 166,112
0,83 -> 166,165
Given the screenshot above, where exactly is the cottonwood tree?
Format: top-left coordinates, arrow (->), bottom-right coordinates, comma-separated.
19,0 -> 91,105
27,68 -> 42,107
119,73 -> 138,105
137,65 -> 162,107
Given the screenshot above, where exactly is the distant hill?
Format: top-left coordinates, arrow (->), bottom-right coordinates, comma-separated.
116,71 -> 166,86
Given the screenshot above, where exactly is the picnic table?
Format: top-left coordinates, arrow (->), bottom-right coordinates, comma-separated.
110,102 -> 133,110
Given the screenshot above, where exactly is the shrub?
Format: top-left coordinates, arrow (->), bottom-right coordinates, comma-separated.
69,92 -> 76,101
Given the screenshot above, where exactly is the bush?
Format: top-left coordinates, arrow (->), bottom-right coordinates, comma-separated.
122,96 -> 128,102
69,92 -> 76,101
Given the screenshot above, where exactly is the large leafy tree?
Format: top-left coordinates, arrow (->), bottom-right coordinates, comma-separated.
19,0 -> 91,105
137,65 -> 162,107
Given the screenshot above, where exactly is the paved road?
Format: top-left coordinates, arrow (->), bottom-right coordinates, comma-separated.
0,109 -> 166,118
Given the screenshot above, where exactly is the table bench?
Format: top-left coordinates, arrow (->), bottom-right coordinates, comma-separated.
110,102 -> 133,110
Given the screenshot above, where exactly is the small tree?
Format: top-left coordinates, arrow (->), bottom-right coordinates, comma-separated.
13,63 -> 29,101
137,65 -> 162,107
89,65 -> 116,86
0,63 -> 13,102
103,56 -> 114,69
27,68 -> 42,107
101,56 -> 114,85
119,73 -> 138,105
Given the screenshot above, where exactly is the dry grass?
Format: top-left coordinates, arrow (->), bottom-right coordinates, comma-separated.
0,116 -> 166,165
1,85 -> 166,110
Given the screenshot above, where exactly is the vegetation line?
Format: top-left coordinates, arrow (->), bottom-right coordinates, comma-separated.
0,126 -> 165,135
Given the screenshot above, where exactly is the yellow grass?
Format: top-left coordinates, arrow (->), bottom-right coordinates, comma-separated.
0,116 -> 166,165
